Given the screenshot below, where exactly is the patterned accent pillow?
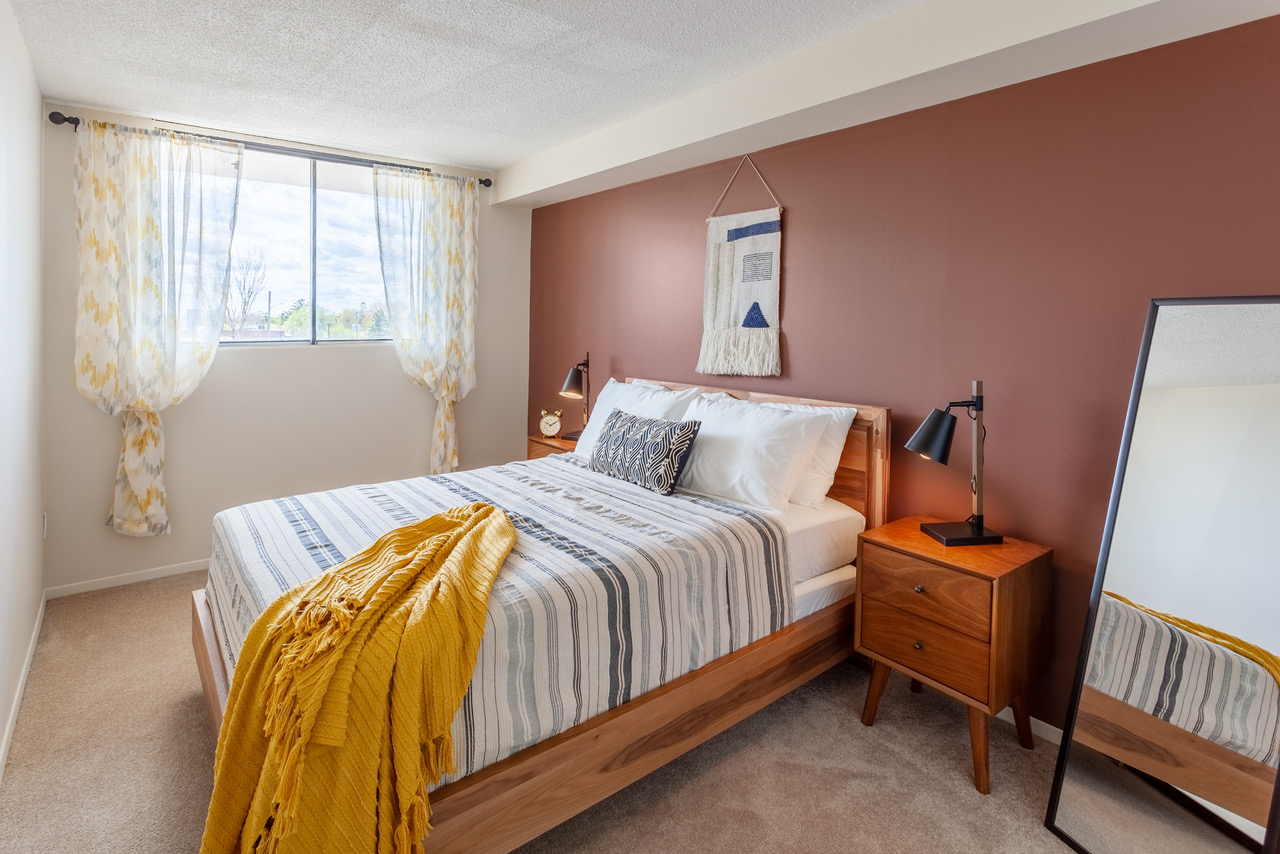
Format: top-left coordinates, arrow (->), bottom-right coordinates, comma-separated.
589,410 -> 702,495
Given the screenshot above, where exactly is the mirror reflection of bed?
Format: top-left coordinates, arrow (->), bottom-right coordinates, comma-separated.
1047,298 -> 1280,854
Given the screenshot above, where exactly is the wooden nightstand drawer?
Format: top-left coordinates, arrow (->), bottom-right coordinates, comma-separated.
860,599 -> 990,703
857,516 -> 1052,794
861,542 -> 992,641
527,436 -> 577,460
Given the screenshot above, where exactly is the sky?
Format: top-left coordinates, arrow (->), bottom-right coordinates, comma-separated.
227,149 -> 387,338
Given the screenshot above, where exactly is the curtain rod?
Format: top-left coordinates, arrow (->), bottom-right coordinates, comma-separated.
47,111 -> 493,188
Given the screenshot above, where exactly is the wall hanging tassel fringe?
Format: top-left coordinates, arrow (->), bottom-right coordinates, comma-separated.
697,155 -> 783,377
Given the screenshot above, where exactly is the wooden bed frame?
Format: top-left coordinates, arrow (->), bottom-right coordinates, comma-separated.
191,381 -> 891,853
1074,684 -> 1277,827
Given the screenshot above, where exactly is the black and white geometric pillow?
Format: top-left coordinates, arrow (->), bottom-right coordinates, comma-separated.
588,409 -> 701,495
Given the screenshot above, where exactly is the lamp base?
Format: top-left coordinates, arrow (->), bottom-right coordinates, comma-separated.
920,520 -> 1004,547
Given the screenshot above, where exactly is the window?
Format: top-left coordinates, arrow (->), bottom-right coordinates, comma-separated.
222,149 -> 389,342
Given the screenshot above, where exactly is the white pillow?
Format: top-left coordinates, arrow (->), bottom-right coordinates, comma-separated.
631,379 -> 730,403
573,379 -> 701,459
633,379 -> 731,401
678,396 -> 830,511
761,403 -> 858,509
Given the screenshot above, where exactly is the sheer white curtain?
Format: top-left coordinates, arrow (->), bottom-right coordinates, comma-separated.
372,166 -> 480,474
73,120 -> 243,536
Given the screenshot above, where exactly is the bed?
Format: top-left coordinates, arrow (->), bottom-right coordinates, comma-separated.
191,379 -> 890,853
1074,592 -> 1280,826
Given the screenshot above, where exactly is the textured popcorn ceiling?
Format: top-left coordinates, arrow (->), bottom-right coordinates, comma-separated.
1145,303 -> 1280,389
12,0 -> 922,171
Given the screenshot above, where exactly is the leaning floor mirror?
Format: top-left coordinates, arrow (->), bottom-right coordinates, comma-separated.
1046,296 -> 1280,854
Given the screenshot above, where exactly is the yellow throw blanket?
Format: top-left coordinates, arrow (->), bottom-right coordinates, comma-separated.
1106,591 -> 1280,690
201,502 -> 516,854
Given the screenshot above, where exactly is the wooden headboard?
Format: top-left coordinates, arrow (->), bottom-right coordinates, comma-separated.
629,379 -> 891,528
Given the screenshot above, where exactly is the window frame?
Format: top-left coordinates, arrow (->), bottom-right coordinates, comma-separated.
224,141 -> 395,346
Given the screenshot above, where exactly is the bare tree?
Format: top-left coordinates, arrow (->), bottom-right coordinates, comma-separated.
225,251 -> 268,338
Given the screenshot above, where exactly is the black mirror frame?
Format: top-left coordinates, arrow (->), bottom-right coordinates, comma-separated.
1044,295 -> 1280,854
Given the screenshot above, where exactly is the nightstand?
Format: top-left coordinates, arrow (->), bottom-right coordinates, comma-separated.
855,515 -> 1052,794
527,435 -> 577,460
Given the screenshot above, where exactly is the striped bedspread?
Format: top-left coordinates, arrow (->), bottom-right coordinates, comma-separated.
205,454 -> 792,785
1085,593 -> 1280,767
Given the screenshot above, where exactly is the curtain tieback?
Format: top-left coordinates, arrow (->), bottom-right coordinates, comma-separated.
111,409 -> 169,537
428,393 -> 459,476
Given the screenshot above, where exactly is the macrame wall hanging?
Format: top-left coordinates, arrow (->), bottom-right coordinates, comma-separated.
697,155 -> 783,377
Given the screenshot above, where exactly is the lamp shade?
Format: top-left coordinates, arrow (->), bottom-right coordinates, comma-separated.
560,364 -> 584,399
905,408 -> 956,465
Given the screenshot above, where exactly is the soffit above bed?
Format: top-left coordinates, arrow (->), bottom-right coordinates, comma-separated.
13,0 -> 1280,207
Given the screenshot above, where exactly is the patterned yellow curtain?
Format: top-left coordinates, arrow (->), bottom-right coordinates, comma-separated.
372,166 -> 479,474
74,120 -> 243,536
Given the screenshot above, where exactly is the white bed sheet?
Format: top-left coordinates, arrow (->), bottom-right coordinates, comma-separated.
794,564 -> 856,618
778,498 -> 865,583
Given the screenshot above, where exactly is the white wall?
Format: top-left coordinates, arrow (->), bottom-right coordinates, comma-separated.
41,105 -> 531,592
0,0 -> 46,778
1106,383 -> 1280,651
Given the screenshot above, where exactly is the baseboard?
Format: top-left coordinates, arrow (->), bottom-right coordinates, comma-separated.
996,706 -> 1063,747
44,557 -> 210,600
4,558 -> 210,782
0,593 -> 47,787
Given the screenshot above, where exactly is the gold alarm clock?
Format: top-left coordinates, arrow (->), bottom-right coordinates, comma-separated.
539,409 -> 563,438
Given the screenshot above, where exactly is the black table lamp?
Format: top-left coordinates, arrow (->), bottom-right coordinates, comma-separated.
904,379 -> 1003,546
559,352 -> 590,440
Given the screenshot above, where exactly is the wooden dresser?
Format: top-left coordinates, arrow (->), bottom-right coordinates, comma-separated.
855,514 -> 1052,793
527,435 -> 577,460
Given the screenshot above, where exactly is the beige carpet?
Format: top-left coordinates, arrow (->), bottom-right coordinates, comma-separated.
0,571 -> 1074,853
0,571 -> 216,852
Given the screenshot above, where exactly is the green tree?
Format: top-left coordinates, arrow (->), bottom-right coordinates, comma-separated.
370,307 -> 390,338
281,298 -> 309,338
317,306 -> 346,339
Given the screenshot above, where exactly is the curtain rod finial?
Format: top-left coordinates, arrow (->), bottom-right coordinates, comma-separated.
48,111 -> 81,131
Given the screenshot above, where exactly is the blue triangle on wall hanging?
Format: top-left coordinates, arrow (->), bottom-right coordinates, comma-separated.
742,302 -> 769,328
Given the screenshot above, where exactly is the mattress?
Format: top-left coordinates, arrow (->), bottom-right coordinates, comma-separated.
778,498 -> 864,583
205,454 -> 863,785
207,468 -> 864,677
794,564 -> 857,618
208,562 -> 856,671
535,446 -> 861,585
1085,593 -> 1280,767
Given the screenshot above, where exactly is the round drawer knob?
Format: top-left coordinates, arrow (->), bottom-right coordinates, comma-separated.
914,585 -> 925,594
913,641 -> 924,650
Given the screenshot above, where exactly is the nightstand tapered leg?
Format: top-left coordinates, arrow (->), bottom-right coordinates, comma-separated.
967,707 -> 990,794
1012,696 -> 1035,749
861,661 -> 891,726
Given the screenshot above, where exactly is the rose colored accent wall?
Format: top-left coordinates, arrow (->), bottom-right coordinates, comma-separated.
528,17 -> 1280,724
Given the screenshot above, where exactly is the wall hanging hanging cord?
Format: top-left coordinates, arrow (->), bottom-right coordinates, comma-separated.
707,154 -> 782,220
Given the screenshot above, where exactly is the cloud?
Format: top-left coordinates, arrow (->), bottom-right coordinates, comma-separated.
229,171 -> 393,314
231,179 -> 311,305
317,188 -> 385,311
